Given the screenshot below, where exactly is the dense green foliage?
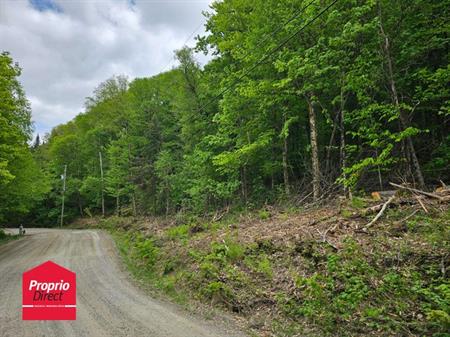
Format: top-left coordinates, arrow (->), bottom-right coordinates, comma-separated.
0,52 -> 48,225
2,0 -> 449,225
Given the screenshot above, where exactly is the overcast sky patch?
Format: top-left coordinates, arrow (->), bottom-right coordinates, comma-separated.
0,0 -> 212,138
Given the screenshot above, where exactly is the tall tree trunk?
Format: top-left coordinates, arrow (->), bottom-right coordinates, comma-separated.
282,136 -> 290,195
165,190 -> 169,216
132,194 -> 137,217
241,165 -> 248,203
99,151 -> 105,217
340,103 -> 347,196
282,114 -> 290,195
241,131 -> 251,203
127,143 -> 137,216
78,197 -> 83,217
379,6 -> 425,188
375,149 -> 384,189
306,95 -> 321,201
325,117 -> 337,177
338,86 -> 350,198
270,148 -> 275,190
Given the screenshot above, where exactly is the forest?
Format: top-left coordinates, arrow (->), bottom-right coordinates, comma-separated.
0,0 -> 448,225
1,0 -> 449,335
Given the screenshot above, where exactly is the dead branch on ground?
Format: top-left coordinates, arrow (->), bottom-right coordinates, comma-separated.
395,209 -> 419,225
365,195 -> 396,229
212,205 -> 230,222
415,195 -> 428,213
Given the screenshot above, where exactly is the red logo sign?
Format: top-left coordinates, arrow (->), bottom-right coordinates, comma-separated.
22,260 -> 76,320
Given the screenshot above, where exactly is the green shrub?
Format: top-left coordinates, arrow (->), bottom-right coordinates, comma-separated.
258,209 -> 271,220
259,257 -> 272,278
245,254 -> 273,279
341,209 -> 353,218
163,260 -> 176,275
166,224 -> 190,240
131,234 -> 159,268
200,261 -> 220,279
226,241 -> 245,262
202,281 -> 232,301
210,240 -> 245,262
420,283 -> 450,330
351,197 -> 367,209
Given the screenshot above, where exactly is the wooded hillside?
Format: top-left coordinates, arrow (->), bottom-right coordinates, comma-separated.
1,0 -> 449,225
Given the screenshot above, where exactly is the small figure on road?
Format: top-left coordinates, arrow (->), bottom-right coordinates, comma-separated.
19,224 -> 25,235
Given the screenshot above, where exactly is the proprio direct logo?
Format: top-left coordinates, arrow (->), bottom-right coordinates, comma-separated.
22,260 -> 76,320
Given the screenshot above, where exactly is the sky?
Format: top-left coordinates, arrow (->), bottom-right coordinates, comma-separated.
0,0 -> 212,138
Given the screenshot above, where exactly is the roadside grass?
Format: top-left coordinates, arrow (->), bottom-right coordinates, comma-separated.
111,228 -> 190,305
100,205 -> 449,337
0,229 -> 19,245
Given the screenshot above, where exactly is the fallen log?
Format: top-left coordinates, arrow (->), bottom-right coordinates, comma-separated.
371,190 -> 396,201
389,182 -> 444,201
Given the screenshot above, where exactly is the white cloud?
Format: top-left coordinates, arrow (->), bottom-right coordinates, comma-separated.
0,0 -> 212,137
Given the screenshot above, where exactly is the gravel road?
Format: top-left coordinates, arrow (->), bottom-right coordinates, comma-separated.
0,228 -> 245,337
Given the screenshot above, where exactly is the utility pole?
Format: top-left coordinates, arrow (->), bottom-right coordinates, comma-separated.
60,165 -> 67,228
99,151 -> 105,217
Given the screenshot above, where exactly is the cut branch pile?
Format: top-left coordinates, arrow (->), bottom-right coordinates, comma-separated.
363,182 -> 449,230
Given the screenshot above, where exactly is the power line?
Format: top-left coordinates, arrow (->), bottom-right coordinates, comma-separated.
199,0 -> 339,111
231,0 -> 316,64
160,21 -> 204,73
161,0 -> 315,74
